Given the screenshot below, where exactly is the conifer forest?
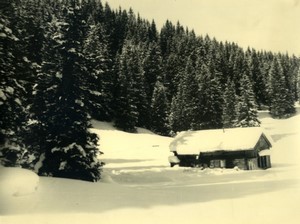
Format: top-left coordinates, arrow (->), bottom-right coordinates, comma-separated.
1,0 -> 299,181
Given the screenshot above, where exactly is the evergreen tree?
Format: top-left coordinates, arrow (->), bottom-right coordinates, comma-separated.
280,54 -> 298,111
169,93 -> 185,134
31,1 -> 102,181
246,49 -> 268,108
231,47 -> 246,96
169,57 -> 200,132
268,57 -> 295,118
164,53 -> 183,101
131,46 -> 151,128
258,51 -> 274,106
83,21 -> 113,121
297,64 -> 300,102
236,73 -> 260,127
113,41 -> 144,132
0,0 -> 31,167
143,42 -> 164,103
148,20 -> 158,43
222,79 -> 238,128
181,58 -> 202,130
197,64 -> 223,129
150,81 -> 170,136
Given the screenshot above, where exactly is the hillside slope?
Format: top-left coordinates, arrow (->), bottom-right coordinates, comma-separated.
1,107 -> 300,224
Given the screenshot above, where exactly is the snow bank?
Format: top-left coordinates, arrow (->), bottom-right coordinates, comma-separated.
271,132 -> 300,164
0,166 -> 39,197
259,106 -> 300,136
90,120 -> 173,168
259,106 -> 300,165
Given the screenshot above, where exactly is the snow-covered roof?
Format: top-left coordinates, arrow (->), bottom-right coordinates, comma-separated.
170,127 -> 272,155
258,149 -> 271,156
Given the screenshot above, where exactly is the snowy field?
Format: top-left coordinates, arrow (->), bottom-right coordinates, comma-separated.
1,107 -> 300,224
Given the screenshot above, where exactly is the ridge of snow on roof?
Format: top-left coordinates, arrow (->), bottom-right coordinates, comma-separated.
170,127 -> 271,155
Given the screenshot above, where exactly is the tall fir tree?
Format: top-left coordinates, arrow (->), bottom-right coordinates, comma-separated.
236,73 -> 260,127
143,42 -> 164,103
268,57 -> 295,118
169,93 -> 185,134
0,0 -> 31,167
83,21 -> 113,121
113,42 -> 140,132
169,57 -> 200,132
164,53 -> 183,102
30,1 -> 102,181
181,58 -> 202,130
246,49 -> 268,108
150,80 -> 170,136
197,64 -> 224,129
222,79 -> 238,128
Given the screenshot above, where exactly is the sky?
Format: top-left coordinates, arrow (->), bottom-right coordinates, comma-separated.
105,0 -> 300,56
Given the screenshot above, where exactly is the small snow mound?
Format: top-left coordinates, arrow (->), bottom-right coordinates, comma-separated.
100,172 -> 116,184
136,127 -> 155,134
0,167 -> 39,197
91,120 -> 116,131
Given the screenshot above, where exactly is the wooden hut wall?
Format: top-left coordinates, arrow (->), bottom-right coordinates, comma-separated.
199,150 -> 256,161
254,135 -> 272,152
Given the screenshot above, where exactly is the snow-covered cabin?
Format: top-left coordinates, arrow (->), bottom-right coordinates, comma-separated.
169,127 -> 272,170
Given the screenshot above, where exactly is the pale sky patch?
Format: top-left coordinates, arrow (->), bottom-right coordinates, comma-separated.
106,0 -> 300,56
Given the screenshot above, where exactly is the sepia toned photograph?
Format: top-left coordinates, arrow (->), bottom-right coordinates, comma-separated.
1,0 -> 300,223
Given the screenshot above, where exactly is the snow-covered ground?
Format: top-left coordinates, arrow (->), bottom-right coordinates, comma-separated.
1,107 -> 300,224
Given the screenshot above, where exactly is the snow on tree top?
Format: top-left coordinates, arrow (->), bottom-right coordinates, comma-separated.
170,127 -> 273,155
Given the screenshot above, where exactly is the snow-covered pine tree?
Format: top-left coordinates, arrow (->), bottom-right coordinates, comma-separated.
222,79 -> 238,128
14,0 -> 51,169
0,1 -> 30,167
169,89 -> 185,134
114,40 -> 150,131
150,80 -> 170,136
294,57 -> 300,102
289,55 -> 300,102
31,1 -> 102,181
181,57 -> 202,130
159,20 -> 176,57
147,20 -> 158,43
143,42 -> 164,104
169,56 -> 200,132
197,63 -> 223,130
129,45 -> 151,129
164,53 -> 183,102
83,21 -> 113,121
246,49 -> 268,108
235,73 -> 260,127
231,47 -> 246,96
113,43 -> 139,132
268,57 -> 295,118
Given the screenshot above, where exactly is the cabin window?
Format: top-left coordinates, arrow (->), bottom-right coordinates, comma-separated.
220,160 -> 226,168
226,159 -> 235,168
247,159 -> 257,170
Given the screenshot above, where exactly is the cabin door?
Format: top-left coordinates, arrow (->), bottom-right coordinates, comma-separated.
225,159 -> 235,168
258,156 -> 271,169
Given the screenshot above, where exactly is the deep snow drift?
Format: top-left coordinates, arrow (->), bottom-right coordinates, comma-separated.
0,167 -> 39,197
1,107 -> 300,224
